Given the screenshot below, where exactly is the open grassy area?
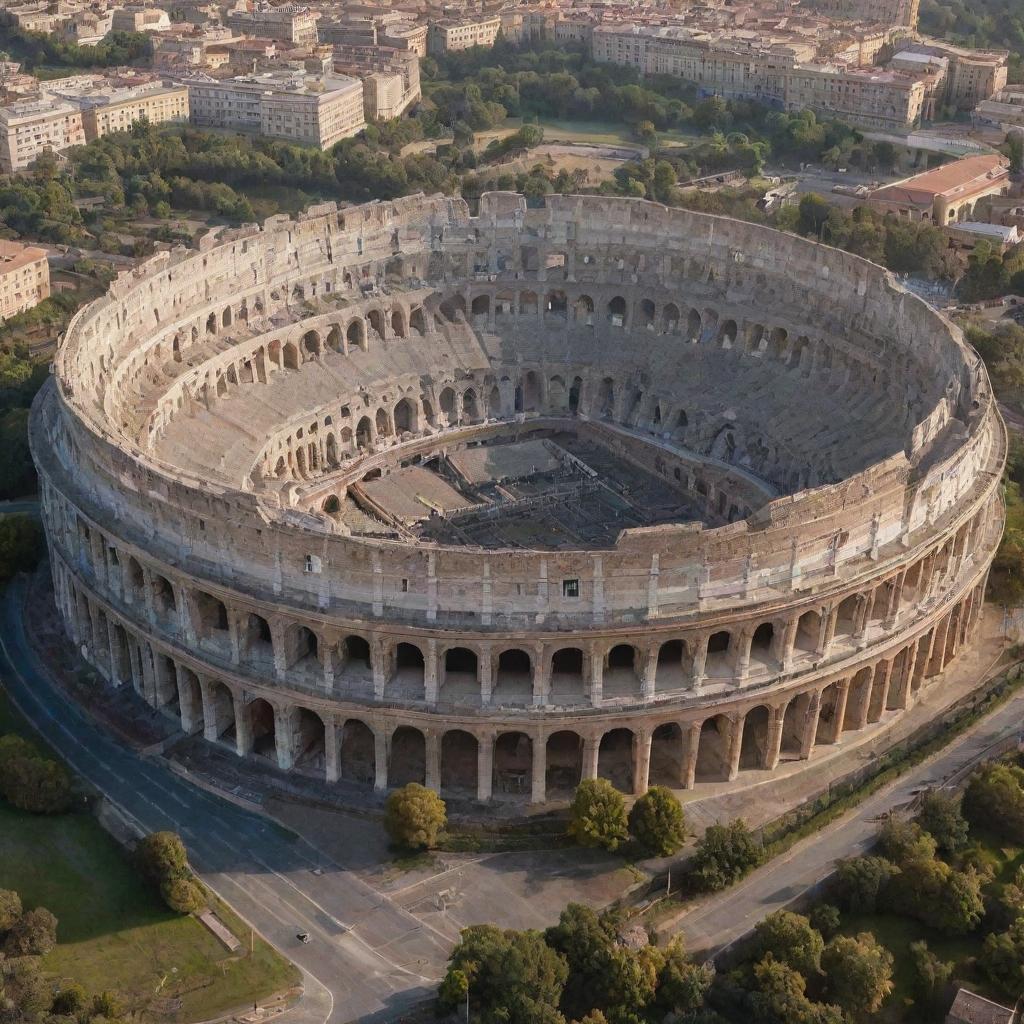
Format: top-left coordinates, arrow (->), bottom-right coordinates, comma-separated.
492,117 -> 699,150
0,690 -> 299,1021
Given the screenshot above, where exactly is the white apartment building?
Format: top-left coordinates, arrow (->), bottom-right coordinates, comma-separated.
0,98 -> 85,172
427,14 -> 501,55
0,241 -> 50,320
186,71 -> 365,148
226,5 -> 319,45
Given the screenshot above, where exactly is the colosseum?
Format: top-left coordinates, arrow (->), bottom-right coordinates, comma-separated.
30,192 -> 1005,809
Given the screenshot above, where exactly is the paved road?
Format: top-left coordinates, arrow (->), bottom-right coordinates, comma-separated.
0,499 -> 40,516
675,681 -> 1024,954
0,580 -> 449,1024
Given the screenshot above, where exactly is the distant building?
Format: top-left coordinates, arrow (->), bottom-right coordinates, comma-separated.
0,98 -> 85,172
427,14 -> 501,55
332,44 -> 420,120
110,6 -> 173,33
896,40 -> 1008,108
50,79 -> 190,141
0,240 -> 50,320
863,153 -> 1010,224
185,70 -> 365,148
945,989 -> 1016,1024
226,5 -> 319,46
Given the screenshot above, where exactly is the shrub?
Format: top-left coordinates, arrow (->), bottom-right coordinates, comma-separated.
3,906 -> 58,956
809,903 -> 842,939
831,856 -> 899,914
567,779 -> 629,852
628,786 -> 687,857
0,888 -> 23,932
821,932 -> 894,1018
51,983 -> 87,1015
917,790 -> 969,854
964,762 -> 1024,843
751,911 -> 824,978
691,819 -> 761,892
160,876 -> 206,915
136,831 -> 190,883
384,783 -> 446,850
0,754 -> 72,813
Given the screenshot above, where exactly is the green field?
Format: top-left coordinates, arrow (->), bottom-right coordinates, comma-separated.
493,117 -> 699,150
0,690 -> 299,1021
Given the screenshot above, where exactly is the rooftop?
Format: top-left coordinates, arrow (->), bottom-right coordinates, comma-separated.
868,153 -> 1009,205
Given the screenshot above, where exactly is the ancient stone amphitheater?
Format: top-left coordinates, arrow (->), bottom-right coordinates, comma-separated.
31,192 -> 1004,809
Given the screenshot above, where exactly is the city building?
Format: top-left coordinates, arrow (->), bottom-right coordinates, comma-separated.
0,240 -> 49,319
863,153 -> 1010,224
226,4 -> 319,45
427,13 -> 501,55
110,5 -> 173,33
185,70 -> 365,147
332,44 -> 420,120
49,79 -> 190,140
0,97 -> 85,172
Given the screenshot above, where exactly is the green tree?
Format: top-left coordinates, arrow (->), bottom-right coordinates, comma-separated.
981,917 -> 1024,998
909,940 -> 954,1016
0,954 -> 49,1023
751,911 -> 824,979
0,889 -> 22,933
1006,132 -> 1023,175
796,193 -> 833,238
545,903 -> 616,1019
917,789 -> 969,854
438,924 -> 569,1023
160,876 -> 206,914
691,819 -> 762,892
749,954 -> 844,1024
567,779 -> 628,852
832,856 -> 899,914
628,786 -> 687,856
808,904 -> 841,939
3,907 -> 57,957
384,783 -> 446,850
964,762 -> 1024,843
821,932 -> 894,1019
136,831 -> 190,883
0,754 -> 72,814
655,938 -> 713,1015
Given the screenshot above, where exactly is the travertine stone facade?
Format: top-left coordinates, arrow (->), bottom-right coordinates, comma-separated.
31,193 -> 1005,807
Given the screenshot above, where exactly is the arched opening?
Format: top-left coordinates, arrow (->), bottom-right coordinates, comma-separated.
294,708 -> 326,773
639,298 -> 656,328
441,295 -> 466,323
705,631 -> 731,678
795,609 -> 822,655
545,290 -> 568,318
781,692 -> 811,757
193,590 -> 229,643
207,680 -> 235,743
574,295 -> 594,325
550,648 -> 585,706
326,324 -> 343,352
598,729 -> 634,794
604,644 -> 639,700
341,635 -> 372,673
546,731 -> 582,796
462,388 -> 480,423
302,330 -> 321,357
347,319 -> 366,352
568,376 -> 583,413
494,649 -> 532,705
844,668 -> 873,731
325,434 -> 339,466
441,647 -> 478,703
391,309 -> 406,339
686,309 -> 701,342
393,398 -> 416,434
388,726 -> 426,788
441,730 -> 478,795
439,387 -> 456,423
718,319 -> 737,348
607,296 -> 626,328
249,698 -> 277,761
355,416 -> 373,449
548,376 -> 567,411
493,732 -> 532,799
695,715 -> 731,782
650,722 -> 684,788
662,303 -> 680,334
126,556 -> 144,603
410,307 -> 427,336
471,294 -> 490,319
815,682 -> 843,745
243,612 -> 273,664
285,624 -> 319,675
598,377 -> 614,418
368,308 -> 386,338
283,342 -> 300,370
835,595 -> 860,639
268,339 -> 282,367
656,639 -> 690,693
522,371 -> 541,412
152,574 -> 177,624
389,642 -> 425,700
375,408 -> 391,438
340,719 -> 375,785
519,290 -> 538,315
178,666 -> 203,734
739,705 -> 771,770
749,623 -> 775,673
487,384 -> 502,417
322,494 -> 341,514
206,312 -> 217,335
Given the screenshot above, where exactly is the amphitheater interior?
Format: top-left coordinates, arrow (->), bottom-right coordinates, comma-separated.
31,192 -> 1005,808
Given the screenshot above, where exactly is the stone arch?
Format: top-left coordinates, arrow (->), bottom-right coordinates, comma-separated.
283,342 -> 300,370
389,641 -> 425,700
268,339 -> 282,367
248,697 -> 277,760
391,308 -> 406,338
462,387 -> 480,423
656,639 -> 691,692
284,623 -> 319,674
568,376 -> 583,413
545,290 -> 568,318
206,311 -> 217,335
206,679 -> 235,742
650,722 -> 683,787
243,612 -> 273,663
521,371 -> 541,412
440,295 -> 466,323
550,647 -> 585,705
519,290 -> 538,315
598,728 -> 634,794
487,384 -> 502,417
393,397 -> 417,434
368,308 -> 386,339
493,731 -> 532,798
795,609 -> 822,654
375,407 -> 391,438
151,574 -> 176,622
574,294 -> 594,325
327,324 -> 343,352
302,329 -> 321,357
781,692 -> 812,757
695,715 -> 731,782
548,375 -> 568,411
718,319 -> 738,348
638,298 -> 656,328
355,416 -> 373,449
749,622 -> 775,671
816,681 -> 843,744
294,707 -> 326,773
835,594 -> 860,638
177,666 -> 203,734
471,294 -> 490,318
193,590 -> 229,641
598,377 -> 615,418
686,308 -> 701,342
340,718 -> 375,785
439,387 -> 457,423
388,726 -> 426,787
341,634 -> 372,673
347,318 -> 366,352
605,644 -> 640,699
705,630 -> 731,678
441,730 -> 478,795
607,295 -> 627,327
441,646 -> 478,703
844,667 -> 873,731
410,307 -> 427,336
494,648 -> 532,705
662,303 -> 680,333
325,433 -> 339,466
546,731 -> 583,796
739,705 -> 771,770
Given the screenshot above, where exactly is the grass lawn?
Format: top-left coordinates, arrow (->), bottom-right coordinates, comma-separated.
0,690 -> 299,1021
492,117 -> 699,150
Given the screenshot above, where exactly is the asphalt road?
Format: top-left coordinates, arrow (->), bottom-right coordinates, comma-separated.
676,680 -> 1024,954
0,580 -> 450,1024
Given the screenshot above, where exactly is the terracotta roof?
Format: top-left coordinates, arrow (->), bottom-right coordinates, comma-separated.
870,153 -> 1008,206
946,989 -> 1016,1024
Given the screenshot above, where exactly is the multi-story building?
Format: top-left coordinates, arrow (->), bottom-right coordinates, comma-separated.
784,64 -> 926,131
427,13 -> 501,55
110,5 -> 173,33
226,4 -> 319,45
185,70 -> 365,148
0,98 -> 85,172
68,81 -> 190,140
811,0 -> 920,29
0,240 -> 49,320
332,44 -> 420,120
896,40 -> 1008,109
379,22 -> 428,56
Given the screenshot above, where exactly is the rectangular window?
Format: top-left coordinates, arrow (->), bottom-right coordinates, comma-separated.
562,578 -> 580,599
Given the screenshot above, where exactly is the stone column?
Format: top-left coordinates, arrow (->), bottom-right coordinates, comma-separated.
533,644 -> 550,706
425,730 -> 441,793
893,644 -> 918,711
726,715 -> 743,782
851,677 -> 871,731
825,677 -> 851,743
641,648 -> 658,701
765,706 -> 785,771
582,733 -> 600,780
322,644 -> 335,694
691,635 -> 708,690
142,567 -> 156,625
233,692 -> 252,757
228,614 -> 241,666
589,646 -> 604,705
633,729 -> 652,796
372,640 -> 387,700
530,733 -> 546,804
201,680 -> 219,743
817,607 -> 838,658
683,722 -> 701,789
424,639 -> 439,705
800,690 -> 822,759
373,728 -> 388,793
873,658 -> 894,717
325,719 -> 339,783
476,733 -> 493,802
271,622 -> 287,682
176,664 -> 198,734
884,571 -> 905,630
274,705 -> 296,771
733,628 -> 752,683
778,617 -> 799,672
932,612 -> 953,674
479,646 -> 493,706
853,595 -> 869,647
